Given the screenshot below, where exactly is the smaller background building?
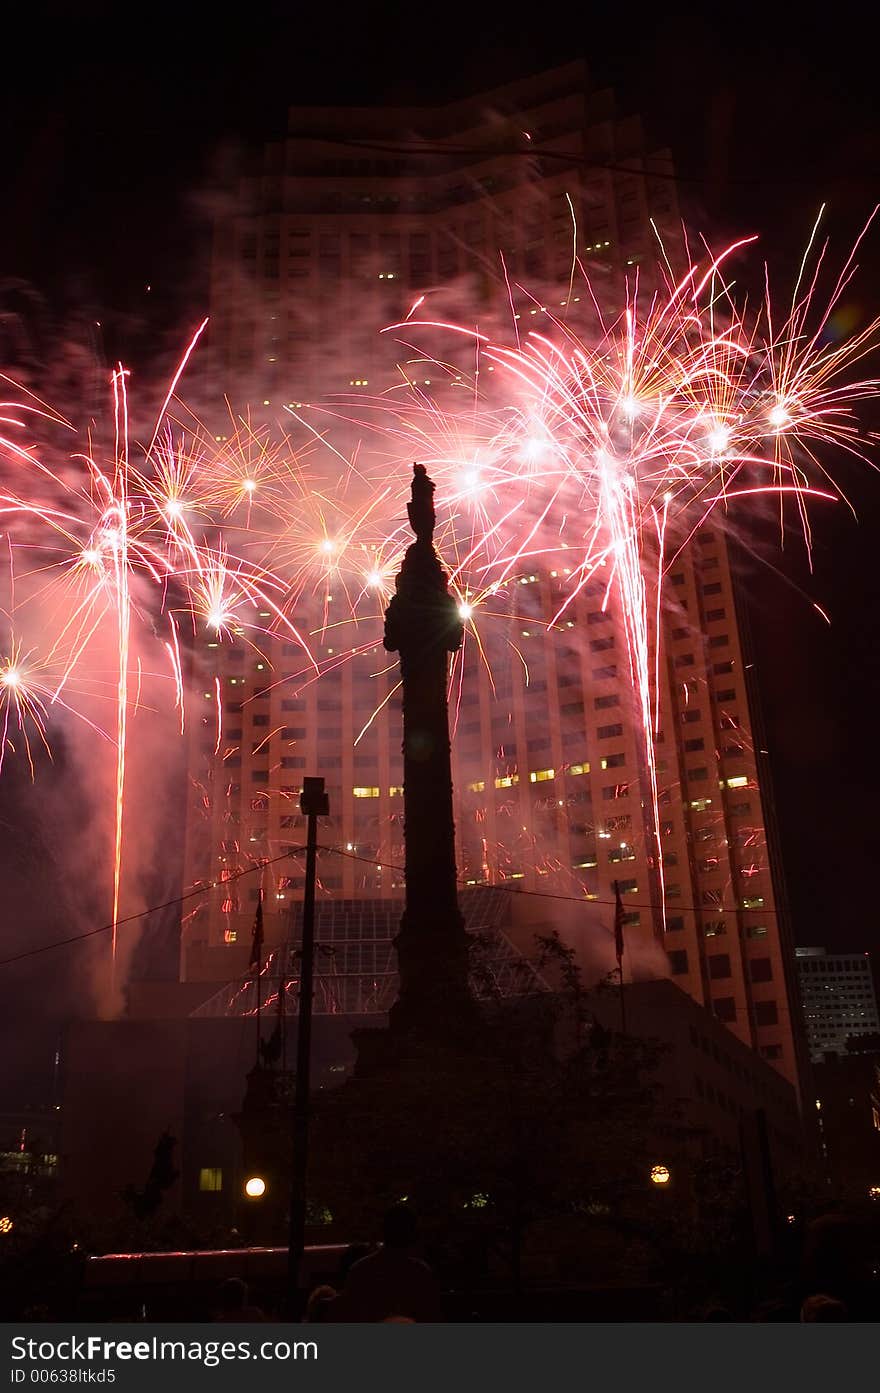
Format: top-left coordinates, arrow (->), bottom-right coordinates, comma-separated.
796,947 -> 880,1061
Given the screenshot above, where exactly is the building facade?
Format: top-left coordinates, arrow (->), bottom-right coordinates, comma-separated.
796,947 -> 880,1061
181,64 -> 806,1092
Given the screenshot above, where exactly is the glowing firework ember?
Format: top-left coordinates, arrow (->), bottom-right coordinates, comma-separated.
1,214 -> 878,973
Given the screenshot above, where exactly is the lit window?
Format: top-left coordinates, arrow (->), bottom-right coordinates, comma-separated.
223,929 -> 238,945
199,1168 -> 223,1193
568,762 -> 590,776
726,775 -> 749,789
353,786 -> 380,798
742,896 -> 764,910
608,845 -> 636,863
529,768 -> 555,782
690,798 -> 713,812
467,780 -> 485,793
388,785 -> 404,796
494,775 -> 520,789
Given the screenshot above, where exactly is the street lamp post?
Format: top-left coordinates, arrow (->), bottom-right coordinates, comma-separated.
288,775 -> 329,1299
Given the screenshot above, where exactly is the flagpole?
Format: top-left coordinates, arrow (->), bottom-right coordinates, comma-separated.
256,949 -> 261,1067
289,775 -> 329,1300
251,891 -> 264,1068
278,961 -> 286,1072
614,880 -> 627,1036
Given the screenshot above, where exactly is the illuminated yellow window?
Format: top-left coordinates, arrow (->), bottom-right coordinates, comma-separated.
199,1168 -> 223,1193
467,780 -> 485,793
726,775 -> 749,789
529,768 -> 555,783
223,929 -> 238,945
690,797 -> 713,812
494,775 -> 519,789
353,786 -> 380,799
388,785 -> 404,797
568,762 -> 590,776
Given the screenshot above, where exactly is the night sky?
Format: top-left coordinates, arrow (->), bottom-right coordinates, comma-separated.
1,3 -> 878,1101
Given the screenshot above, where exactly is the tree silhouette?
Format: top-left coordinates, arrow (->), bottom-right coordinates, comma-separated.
309,934 -> 669,1293
122,1130 -> 179,1221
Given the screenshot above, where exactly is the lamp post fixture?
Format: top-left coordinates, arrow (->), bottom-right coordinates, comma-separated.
288,775 -> 329,1295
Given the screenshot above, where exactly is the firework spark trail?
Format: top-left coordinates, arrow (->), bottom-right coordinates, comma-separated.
0,333 -> 319,979
377,218 -> 880,922
0,638 -> 53,777
1,219 -> 879,962
109,366 -> 132,980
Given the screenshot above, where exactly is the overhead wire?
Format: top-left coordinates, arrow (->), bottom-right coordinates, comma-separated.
285,130 -> 880,190
0,837 -> 782,969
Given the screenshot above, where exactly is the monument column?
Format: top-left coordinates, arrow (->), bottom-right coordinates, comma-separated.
383,464 -> 474,1039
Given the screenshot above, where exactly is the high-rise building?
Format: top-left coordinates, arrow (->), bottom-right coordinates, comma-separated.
182,63 -> 807,1094
796,947 -> 880,1061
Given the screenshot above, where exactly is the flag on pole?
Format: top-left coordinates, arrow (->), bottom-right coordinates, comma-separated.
249,891 -> 264,971
613,880 -> 625,969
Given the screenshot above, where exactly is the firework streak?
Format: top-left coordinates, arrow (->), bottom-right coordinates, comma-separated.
1,222 -> 878,962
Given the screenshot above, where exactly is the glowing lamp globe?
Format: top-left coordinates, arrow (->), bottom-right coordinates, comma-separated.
650,1164 -> 671,1186
244,1176 -> 266,1199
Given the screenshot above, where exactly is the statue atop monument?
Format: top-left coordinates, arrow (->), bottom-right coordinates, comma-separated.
384,464 -> 462,660
407,462 -> 436,546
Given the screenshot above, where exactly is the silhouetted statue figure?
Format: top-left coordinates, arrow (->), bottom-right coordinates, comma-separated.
382,464 -> 474,1041
407,460 -> 436,543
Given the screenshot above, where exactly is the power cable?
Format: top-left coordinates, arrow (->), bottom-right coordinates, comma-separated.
0,847 -> 303,969
0,837 -> 785,969
286,130 -> 880,190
